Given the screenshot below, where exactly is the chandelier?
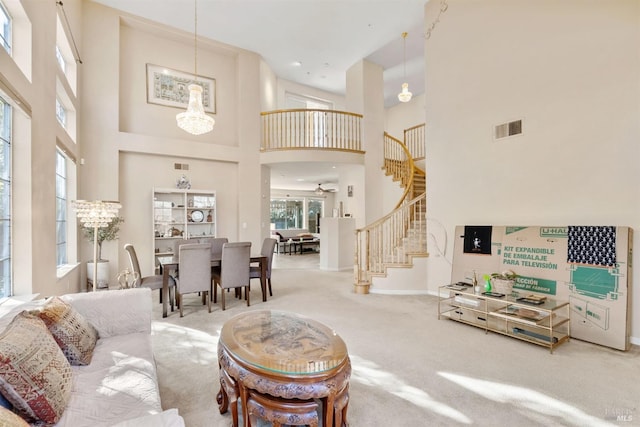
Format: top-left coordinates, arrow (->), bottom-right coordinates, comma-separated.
176,0 -> 214,135
397,32 -> 413,103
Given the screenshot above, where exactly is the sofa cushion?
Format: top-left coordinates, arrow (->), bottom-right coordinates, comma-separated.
54,332 -> 163,427
0,407 -> 29,426
32,297 -> 99,366
61,288 -> 152,338
0,312 -> 72,424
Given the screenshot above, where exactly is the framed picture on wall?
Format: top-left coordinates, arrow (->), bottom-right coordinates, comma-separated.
146,64 -> 216,113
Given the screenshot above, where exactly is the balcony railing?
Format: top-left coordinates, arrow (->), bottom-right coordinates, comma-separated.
261,109 -> 363,152
404,123 -> 425,161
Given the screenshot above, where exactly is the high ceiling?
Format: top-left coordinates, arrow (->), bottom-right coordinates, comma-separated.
92,0 -> 429,190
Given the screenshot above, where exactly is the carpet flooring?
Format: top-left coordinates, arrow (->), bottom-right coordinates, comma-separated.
151,260 -> 639,427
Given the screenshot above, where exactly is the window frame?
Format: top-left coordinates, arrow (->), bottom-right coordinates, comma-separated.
55,149 -> 67,267
0,95 -> 11,298
0,1 -> 11,55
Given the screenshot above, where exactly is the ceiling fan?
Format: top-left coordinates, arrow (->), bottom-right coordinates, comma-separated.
314,183 -> 337,195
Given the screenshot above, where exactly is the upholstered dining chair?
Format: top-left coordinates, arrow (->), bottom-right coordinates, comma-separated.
175,243 -> 213,317
124,243 -> 176,309
212,242 -> 251,310
171,238 -> 191,255
250,238 -> 277,298
199,237 -> 228,258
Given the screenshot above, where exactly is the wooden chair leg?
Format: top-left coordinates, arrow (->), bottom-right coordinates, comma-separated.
246,285 -> 250,306
268,278 -> 273,296
178,292 -> 184,317
207,291 -> 211,313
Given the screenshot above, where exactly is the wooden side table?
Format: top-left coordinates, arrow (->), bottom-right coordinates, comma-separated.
217,310 -> 351,427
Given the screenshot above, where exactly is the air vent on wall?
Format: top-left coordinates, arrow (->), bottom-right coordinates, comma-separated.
174,163 -> 190,170
495,119 -> 523,140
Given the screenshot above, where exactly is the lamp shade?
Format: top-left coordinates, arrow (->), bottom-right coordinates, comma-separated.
72,200 -> 122,228
176,84 -> 215,135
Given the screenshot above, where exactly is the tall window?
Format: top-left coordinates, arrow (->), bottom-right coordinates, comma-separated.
307,199 -> 323,233
0,2 -> 10,55
55,150 -> 67,266
0,97 -> 11,297
55,45 -> 66,73
55,98 -> 66,128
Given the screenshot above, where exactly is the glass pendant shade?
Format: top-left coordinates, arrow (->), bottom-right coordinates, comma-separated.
398,82 -> 412,103
176,84 -> 215,135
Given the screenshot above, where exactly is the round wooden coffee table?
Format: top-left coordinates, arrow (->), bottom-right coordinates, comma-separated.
217,310 -> 351,427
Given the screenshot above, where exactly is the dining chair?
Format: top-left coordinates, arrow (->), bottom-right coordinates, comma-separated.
124,243 -> 176,309
212,242 -> 251,310
171,238 -> 191,255
250,238 -> 277,298
175,243 -> 213,317
199,237 -> 228,258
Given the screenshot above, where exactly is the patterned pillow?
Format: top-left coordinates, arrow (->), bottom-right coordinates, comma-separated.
0,312 -> 72,424
0,407 -> 29,427
33,296 -> 99,365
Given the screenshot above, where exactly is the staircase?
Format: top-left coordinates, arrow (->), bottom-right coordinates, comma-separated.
354,130 -> 428,293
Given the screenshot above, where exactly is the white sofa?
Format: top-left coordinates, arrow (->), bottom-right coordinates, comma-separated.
0,288 -> 184,427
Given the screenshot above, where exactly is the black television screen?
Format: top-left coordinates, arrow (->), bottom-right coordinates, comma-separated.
463,225 -> 492,255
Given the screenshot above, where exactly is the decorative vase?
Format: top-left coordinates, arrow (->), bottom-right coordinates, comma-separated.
491,278 -> 515,296
87,260 -> 110,290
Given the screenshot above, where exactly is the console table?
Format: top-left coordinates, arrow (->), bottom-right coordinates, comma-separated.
217,310 -> 350,426
438,285 -> 570,353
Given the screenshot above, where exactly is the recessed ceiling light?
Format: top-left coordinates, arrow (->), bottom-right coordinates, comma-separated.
292,61 -> 302,67
296,178 -> 305,182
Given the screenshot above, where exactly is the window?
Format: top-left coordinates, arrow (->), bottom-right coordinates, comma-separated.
55,98 -> 66,128
55,150 -> 67,266
307,199 -> 323,233
0,97 -> 11,297
270,197 -> 324,231
0,2 -> 11,55
55,45 -> 66,73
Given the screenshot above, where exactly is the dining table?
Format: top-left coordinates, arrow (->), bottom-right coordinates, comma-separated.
156,253 -> 268,318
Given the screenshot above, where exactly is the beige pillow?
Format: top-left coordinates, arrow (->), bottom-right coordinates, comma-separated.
0,312 -> 72,424
33,296 -> 99,365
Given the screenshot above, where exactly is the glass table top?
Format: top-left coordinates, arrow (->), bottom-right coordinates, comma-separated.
220,310 -> 348,375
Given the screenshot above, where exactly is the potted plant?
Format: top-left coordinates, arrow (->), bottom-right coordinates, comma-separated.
83,217 -> 124,289
490,269 -> 518,295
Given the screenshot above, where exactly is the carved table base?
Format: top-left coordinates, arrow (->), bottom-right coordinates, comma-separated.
217,346 -> 351,427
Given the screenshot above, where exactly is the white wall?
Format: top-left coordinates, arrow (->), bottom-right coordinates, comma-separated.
80,3 -> 266,285
423,0 -> 640,342
385,92 -> 426,140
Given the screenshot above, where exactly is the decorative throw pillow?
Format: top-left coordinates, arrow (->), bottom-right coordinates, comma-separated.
0,407 -> 29,427
0,312 -> 72,424
33,296 -> 99,365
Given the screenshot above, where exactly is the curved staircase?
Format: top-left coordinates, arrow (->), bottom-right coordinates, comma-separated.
354,129 -> 428,294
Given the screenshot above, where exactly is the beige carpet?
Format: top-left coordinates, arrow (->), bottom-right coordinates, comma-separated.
151,265 -> 639,427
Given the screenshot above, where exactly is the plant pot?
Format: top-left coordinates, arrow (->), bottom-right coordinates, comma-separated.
491,278 -> 515,296
87,260 -> 110,290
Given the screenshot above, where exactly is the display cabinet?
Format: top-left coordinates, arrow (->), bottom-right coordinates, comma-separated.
438,285 -> 570,353
153,188 -> 216,257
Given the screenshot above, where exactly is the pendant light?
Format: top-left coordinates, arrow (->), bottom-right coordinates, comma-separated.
397,32 -> 413,103
176,0 -> 214,135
